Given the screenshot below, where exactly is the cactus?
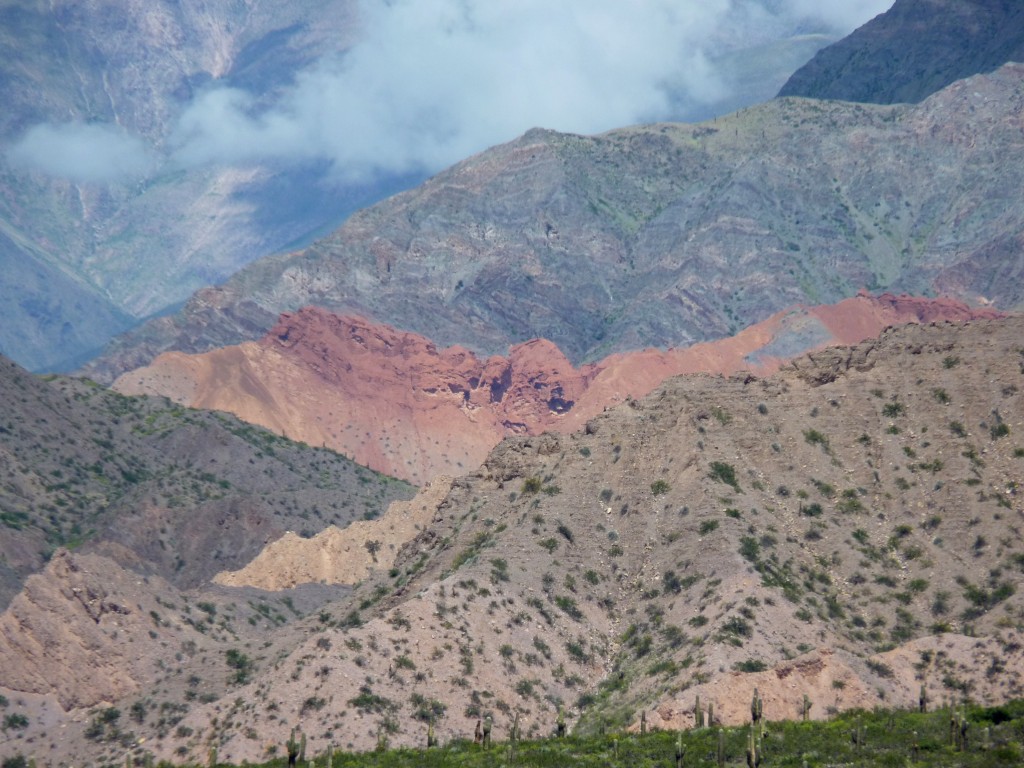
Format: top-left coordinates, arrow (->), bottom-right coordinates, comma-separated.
208,746 -> 217,768
640,710 -> 647,736
556,706 -> 567,738
376,725 -> 388,753
695,695 -> 704,729
675,731 -> 686,768
708,701 -> 714,727
482,714 -> 492,748
911,729 -> 919,761
802,693 -> 812,722
850,717 -> 863,750
919,684 -> 928,713
143,753 -> 154,768
958,711 -> 969,751
982,725 -> 991,752
325,746 -> 334,768
287,729 -> 301,768
126,755 -> 133,768
427,720 -> 437,748
299,731 -> 307,762
751,688 -> 763,724
746,724 -> 761,768
717,728 -> 726,768
512,712 -> 520,743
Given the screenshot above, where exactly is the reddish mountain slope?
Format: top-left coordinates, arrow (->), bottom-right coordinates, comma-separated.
113,293 -> 1001,484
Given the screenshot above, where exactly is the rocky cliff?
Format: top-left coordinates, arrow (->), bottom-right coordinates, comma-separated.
779,0 -> 1024,104
113,294 -> 1002,483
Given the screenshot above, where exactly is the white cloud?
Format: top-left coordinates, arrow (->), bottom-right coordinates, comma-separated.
7,122 -> 154,184
10,0 -> 894,183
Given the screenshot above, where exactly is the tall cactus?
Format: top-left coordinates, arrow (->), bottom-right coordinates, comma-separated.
557,706 -> 567,738
427,720 -> 437,748
708,701 -> 714,727
695,695 -> 704,729
299,731 -> 307,763
919,684 -> 928,713
287,729 -> 301,768
717,728 -> 726,768
208,746 -> 217,768
751,688 -> 763,724
802,693 -> 812,722
746,724 -> 761,768
640,710 -> 647,736
675,731 -> 686,768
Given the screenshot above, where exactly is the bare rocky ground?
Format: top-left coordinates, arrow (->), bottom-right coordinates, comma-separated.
3,315 -> 1023,766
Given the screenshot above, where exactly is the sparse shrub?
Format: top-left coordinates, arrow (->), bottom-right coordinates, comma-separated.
709,461 -> 740,492
651,479 -> 670,496
882,401 -> 906,418
699,520 -> 719,535
522,477 -> 542,494
734,659 -> 768,673
803,429 -> 830,452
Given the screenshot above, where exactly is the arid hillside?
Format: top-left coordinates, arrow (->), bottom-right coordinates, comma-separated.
0,355 -> 414,608
4,315 -> 1022,766
111,293 -> 1000,483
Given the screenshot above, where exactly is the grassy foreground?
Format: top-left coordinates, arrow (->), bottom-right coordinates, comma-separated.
239,701 -> 1024,767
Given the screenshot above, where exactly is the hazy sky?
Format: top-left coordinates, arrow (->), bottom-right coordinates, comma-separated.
9,0 -> 894,184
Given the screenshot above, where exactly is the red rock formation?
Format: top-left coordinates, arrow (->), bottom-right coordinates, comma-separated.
113,294 -> 1004,483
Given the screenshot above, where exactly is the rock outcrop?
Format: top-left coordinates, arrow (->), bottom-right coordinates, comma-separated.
114,293 -> 1002,483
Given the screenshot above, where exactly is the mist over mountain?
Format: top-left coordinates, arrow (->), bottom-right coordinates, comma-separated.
84,64 -> 1024,384
0,0 -> 889,372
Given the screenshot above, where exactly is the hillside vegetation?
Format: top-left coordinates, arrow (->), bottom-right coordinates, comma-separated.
0,355 -> 414,607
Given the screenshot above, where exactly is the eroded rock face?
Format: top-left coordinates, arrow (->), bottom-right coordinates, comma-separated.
0,551 -> 175,709
114,294 -> 1002,483
212,476 -> 454,590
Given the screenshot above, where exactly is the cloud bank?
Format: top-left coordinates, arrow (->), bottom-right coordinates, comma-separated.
8,0 -> 893,183
7,122 -> 154,184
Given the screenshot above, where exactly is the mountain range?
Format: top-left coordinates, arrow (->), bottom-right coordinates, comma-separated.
0,0 -> 851,373
3,315 -> 1023,764
4,1 -> 1024,765
82,62 -> 1024,385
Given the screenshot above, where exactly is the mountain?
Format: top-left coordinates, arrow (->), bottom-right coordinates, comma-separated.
0,2 -> 858,374
5,315 -> 1023,764
0,354 -> 414,609
0,0 -> 417,372
83,64 -> 1024,385
779,0 -> 1024,104
110,295 -> 1002,484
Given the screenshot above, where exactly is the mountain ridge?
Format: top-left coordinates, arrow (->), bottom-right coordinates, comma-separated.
84,64 -> 1024,384
779,0 -> 1024,104
112,294 -> 1003,484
